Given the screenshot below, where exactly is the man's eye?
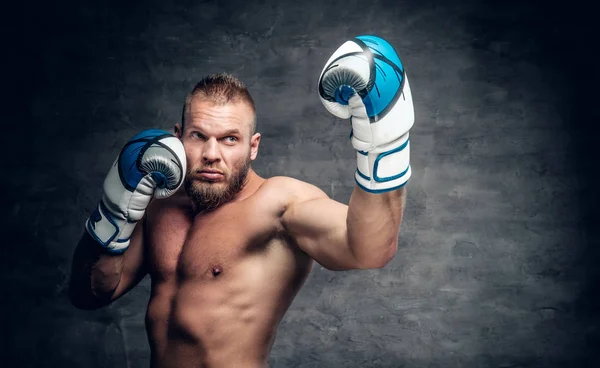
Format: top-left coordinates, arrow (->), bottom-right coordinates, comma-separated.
225,136 -> 238,142
192,132 -> 205,139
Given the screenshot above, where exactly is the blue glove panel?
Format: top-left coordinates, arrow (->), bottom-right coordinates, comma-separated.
355,35 -> 406,122
118,129 -> 174,192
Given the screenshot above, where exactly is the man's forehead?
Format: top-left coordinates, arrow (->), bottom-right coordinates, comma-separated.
186,98 -> 253,133
189,99 -> 254,122
189,95 -> 252,111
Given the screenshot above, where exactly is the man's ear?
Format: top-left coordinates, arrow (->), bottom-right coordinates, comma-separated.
250,133 -> 261,160
174,123 -> 183,138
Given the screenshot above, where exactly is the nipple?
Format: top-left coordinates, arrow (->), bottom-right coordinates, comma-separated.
212,266 -> 223,277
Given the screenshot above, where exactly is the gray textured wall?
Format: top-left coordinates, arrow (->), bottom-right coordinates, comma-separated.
5,0 -> 598,367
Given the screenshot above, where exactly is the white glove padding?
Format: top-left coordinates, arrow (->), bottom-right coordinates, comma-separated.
319,35 -> 415,193
86,129 -> 187,253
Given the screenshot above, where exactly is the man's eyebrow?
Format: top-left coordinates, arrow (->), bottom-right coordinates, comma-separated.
189,128 -> 242,138
187,126 -> 241,136
222,129 -> 241,136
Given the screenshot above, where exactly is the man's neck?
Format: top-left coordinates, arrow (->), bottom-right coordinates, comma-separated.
232,169 -> 264,202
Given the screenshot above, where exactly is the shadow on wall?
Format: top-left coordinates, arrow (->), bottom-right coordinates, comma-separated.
464,1 -> 599,366
563,5 -> 600,368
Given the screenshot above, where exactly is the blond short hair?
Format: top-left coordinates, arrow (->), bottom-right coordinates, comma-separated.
181,73 -> 257,134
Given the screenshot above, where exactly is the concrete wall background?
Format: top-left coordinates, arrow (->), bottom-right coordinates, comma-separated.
5,0 -> 598,366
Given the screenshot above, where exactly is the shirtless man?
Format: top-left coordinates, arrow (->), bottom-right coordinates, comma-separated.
69,35 -> 414,367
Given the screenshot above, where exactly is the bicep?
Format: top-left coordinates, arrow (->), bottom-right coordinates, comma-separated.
111,216 -> 149,301
282,194 -> 359,271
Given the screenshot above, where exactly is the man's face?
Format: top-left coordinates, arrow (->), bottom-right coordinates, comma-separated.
175,97 -> 260,212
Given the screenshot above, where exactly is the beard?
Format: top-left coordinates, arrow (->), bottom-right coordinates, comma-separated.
184,155 -> 251,213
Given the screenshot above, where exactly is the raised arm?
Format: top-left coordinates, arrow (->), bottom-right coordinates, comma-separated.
345,185 -> 406,266
280,178 -> 405,270
68,129 -> 186,309
282,35 -> 414,270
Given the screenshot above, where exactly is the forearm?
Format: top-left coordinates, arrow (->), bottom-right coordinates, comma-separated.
69,232 -> 125,309
346,184 -> 406,267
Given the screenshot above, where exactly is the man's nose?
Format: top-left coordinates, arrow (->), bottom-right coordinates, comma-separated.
202,138 -> 221,162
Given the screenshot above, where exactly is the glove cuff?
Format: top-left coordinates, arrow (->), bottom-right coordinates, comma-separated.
85,201 -> 134,254
354,133 -> 411,193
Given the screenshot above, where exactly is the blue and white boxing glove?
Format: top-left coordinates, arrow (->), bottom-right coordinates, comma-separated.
85,129 -> 186,253
318,35 -> 414,193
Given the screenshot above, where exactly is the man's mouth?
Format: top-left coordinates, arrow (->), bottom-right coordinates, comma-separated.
197,169 -> 225,181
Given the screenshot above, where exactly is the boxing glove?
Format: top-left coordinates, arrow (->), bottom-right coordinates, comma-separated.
86,129 -> 186,253
318,35 -> 414,193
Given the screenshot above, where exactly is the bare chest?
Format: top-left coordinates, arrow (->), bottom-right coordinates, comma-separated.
145,199 -> 282,283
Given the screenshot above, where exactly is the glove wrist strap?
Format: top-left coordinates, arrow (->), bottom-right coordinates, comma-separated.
354,133 -> 411,193
85,201 -> 133,254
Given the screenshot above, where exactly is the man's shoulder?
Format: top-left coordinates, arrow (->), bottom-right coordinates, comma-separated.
147,188 -> 191,216
259,176 -> 329,204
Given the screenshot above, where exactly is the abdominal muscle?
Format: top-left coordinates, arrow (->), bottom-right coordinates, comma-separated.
147,246 -> 310,368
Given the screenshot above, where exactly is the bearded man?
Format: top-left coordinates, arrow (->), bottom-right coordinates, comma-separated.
69,35 -> 414,367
